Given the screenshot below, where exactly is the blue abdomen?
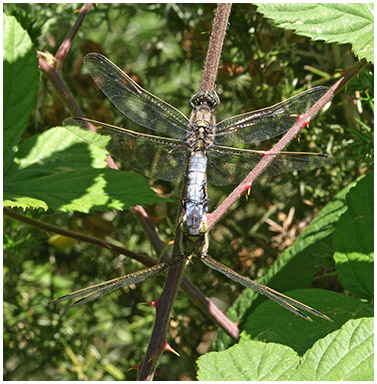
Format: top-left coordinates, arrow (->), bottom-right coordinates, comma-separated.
184,154 -> 208,236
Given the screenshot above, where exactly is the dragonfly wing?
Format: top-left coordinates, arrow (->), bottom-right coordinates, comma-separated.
63,117 -> 188,181
52,255 -> 186,306
207,144 -> 335,186
200,254 -> 331,321
214,86 -> 328,146
84,54 -> 190,139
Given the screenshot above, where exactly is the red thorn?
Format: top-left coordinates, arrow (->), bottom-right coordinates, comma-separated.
297,114 -> 310,129
145,298 -> 160,308
128,363 -> 141,372
162,340 -> 180,357
242,183 -> 252,198
148,351 -> 156,364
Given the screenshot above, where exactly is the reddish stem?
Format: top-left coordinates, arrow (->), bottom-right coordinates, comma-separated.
55,3 -> 94,71
208,59 -> 367,230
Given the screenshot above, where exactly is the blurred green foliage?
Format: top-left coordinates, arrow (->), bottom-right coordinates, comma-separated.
3,3 -> 373,381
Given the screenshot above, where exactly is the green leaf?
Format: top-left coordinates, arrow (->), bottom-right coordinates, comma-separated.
198,318 -> 373,381
214,180 -> 359,351
233,180 -> 356,313
3,13 -> 39,172
291,317 -> 374,380
255,3 -> 374,63
241,289 -> 372,356
197,340 -> 299,381
333,173 -> 374,299
4,128 -> 163,212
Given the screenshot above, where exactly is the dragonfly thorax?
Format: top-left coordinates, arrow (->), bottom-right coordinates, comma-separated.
188,105 -> 216,151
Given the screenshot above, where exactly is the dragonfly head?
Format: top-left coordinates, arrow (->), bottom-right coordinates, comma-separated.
190,89 -> 220,111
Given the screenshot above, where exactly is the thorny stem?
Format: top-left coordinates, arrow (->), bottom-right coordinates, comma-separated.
55,3 -> 93,71
4,206 -> 238,342
133,206 -> 239,339
138,5 -> 232,381
34,2 -> 238,347
200,3 -> 232,92
37,51 -> 85,118
208,59 -> 367,230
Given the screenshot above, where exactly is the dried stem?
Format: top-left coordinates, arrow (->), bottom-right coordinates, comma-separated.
208,59 -> 367,230
138,4 -> 232,380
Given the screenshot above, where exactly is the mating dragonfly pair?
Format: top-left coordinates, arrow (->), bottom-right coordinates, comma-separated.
53,53 -> 333,321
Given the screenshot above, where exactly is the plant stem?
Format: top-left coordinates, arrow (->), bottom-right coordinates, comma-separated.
34,3 -> 239,350
55,3 -> 93,71
200,3 -> 232,92
37,51 -> 85,118
208,59 -> 367,230
4,205 -> 239,341
138,4 -> 232,380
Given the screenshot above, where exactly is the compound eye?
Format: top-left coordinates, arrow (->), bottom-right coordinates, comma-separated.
190,90 -> 220,110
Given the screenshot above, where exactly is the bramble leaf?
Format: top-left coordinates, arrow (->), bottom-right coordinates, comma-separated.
256,3 -> 374,63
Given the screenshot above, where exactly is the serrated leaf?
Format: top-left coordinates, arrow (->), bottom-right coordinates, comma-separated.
256,3 -> 374,63
240,289 -> 372,356
215,181 -> 357,351
4,128 -> 163,212
199,318 -> 373,381
231,180 -> 356,315
3,13 -> 39,172
291,317 -> 374,380
197,340 -> 299,381
333,173 -> 373,299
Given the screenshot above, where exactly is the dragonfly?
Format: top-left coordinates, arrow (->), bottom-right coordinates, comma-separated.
54,53 -> 334,321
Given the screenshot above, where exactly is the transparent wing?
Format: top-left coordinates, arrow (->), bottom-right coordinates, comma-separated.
201,254 -> 331,321
84,53 -> 190,139
51,255 -> 186,307
207,144 -> 335,186
63,117 -> 188,181
215,86 -> 328,146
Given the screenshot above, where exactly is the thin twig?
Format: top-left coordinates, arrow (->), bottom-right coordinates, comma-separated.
4,206 -> 239,341
208,59 -> 367,230
4,207 -> 152,266
55,3 -> 93,71
37,51 -> 85,118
